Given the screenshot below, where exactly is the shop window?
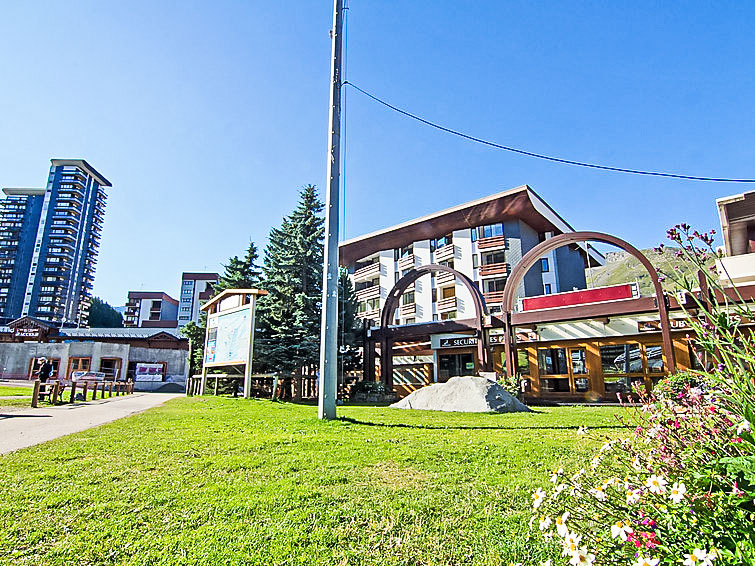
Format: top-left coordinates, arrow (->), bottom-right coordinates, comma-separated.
99,358 -> 123,380
542,378 -> 571,392
688,341 -> 711,371
570,349 -> 587,375
517,350 -> 530,375
538,348 -> 568,375
67,357 -> 91,379
600,344 -> 642,374
28,357 -> 61,379
645,345 -> 665,373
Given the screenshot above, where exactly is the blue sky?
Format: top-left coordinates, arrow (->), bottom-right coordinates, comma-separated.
1,1 -> 753,306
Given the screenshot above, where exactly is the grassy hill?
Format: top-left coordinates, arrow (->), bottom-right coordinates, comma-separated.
585,247 -> 713,295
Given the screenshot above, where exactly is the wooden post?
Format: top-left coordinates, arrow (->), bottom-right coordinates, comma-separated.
31,380 -> 40,408
69,381 -> 77,404
51,382 -> 60,405
82,381 -> 89,402
108,382 -> 114,397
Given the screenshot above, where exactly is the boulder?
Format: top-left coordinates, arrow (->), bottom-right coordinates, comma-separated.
390,376 -> 531,413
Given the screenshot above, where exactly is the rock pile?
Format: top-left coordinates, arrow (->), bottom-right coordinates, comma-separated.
390,376 -> 531,413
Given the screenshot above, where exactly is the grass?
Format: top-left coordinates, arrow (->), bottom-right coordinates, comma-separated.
0,397 -> 624,565
0,386 -> 34,396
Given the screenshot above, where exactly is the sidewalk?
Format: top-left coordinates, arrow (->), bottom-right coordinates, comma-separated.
0,393 -> 182,455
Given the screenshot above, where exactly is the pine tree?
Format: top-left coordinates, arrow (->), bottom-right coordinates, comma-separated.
338,268 -> 363,372
214,241 -> 261,294
87,297 -> 124,328
256,185 -> 324,374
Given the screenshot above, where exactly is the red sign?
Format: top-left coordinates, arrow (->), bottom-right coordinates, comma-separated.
522,284 -> 635,312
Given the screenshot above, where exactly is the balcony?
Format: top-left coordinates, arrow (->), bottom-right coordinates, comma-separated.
434,244 -> 456,263
355,284 -> 380,302
479,262 -> 510,277
477,235 -> 507,250
397,254 -> 416,271
483,290 -> 505,305
436,296 -> 457,313
399,302 -> 416,317
717,253 -> 755,286
353,261 -> 380,282
435,270 -> 455,287
356,308 -> 380,321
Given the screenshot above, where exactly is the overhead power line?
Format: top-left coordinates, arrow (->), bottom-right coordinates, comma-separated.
342,81 -> 755,183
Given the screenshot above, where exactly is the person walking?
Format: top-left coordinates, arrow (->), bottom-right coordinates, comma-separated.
36,358 -> 54,383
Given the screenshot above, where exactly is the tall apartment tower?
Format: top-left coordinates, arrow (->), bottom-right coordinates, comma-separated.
177,272 -> 218,326
0,159 -> 111,326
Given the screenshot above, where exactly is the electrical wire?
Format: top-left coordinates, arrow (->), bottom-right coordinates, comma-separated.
342,81 -> 755,183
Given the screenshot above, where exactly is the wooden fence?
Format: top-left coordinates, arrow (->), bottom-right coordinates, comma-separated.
31,379 -> 135,407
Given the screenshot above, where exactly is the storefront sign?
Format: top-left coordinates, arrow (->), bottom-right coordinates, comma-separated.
638,319 -> 689,332
438,336 -> 477,348
13,327 -> 40,339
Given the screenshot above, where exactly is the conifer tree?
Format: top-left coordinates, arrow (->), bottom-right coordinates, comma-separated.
338,269 -> 363,372
256,185 -> 324,373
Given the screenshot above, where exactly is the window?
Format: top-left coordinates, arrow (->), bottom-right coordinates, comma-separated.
67,357 -> 91,379
485,278 -> 507,293
431,289 -> 437,303
538,348 -> 568,375
517,350 -> 530,375
395,272 -> 400,283
180,307 -> 190,312
405,318 -> 416,324
401,292 -> 415,306
482,251 -> 506,265
544,284 -> 552,294
99,358 -> 123,379
433,314 -> 439,321
470,228 -> 477,242
395,245 -> 413,260
28,358 -> 60,379
600,343 -> 641,394
540,258 -> 550,272
431,233 -> 453,251
441,286 -> 455,299
440,311 -> 457,320
472,254 -> 478,268
476,223 -> 504,239
645,345 -> 664,373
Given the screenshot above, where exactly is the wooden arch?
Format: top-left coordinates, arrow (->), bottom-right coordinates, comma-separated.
379,264 -> 492,388
500,231 -> 676,378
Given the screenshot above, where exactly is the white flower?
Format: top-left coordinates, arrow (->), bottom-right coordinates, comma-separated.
555,511 -> 570,537
669,482 -> 687,504
570,485 -> 582,497
600,441 -> 613,453
532,487 -> 546,509
646,474 -> 667,495
634,557 -> 660,566
610,520 -> 633,541
590,455 -> 602,470
538,515 -> 552,532
631,456 -> 642,470
571,469 -> 586,481
541,561 -> 552,566
562,532 -> 583,556
736,420 -> 751,435
554,483 -> 567,495
551,467 -> 564,483
569,546 -> 596,566
576,426 -> 588,436
683,549 -> 709,566
626,489 -> 641,505
589,486 -> 606,501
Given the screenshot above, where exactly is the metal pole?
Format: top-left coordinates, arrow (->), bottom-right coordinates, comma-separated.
244,295 -> 258,399
318,0 -> 344,420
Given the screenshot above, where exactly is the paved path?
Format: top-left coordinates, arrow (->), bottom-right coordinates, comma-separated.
0,393 -> 182,455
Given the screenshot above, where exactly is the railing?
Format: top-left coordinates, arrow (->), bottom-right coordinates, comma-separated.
435,270 -> 455,286
477,235 -> 507,250
399,303 -> 416,317
483,290 -> 505,305
434,244 -> 456,262
479,262 -> 509,277
355,284 -> 380,301
436,296 -> 457,312
353,261 -> 380,281
397,254 -> 416,271
356,308 -> 380,320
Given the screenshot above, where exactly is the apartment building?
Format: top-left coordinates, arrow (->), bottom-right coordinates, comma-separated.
0,159 -> 111,326
124,292 -> 179,328
340,185 -> 602,327
177,272 -> 218,326
716,190 -> 755,286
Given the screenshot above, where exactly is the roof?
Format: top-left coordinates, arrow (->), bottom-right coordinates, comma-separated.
200,289 -> 268,312
127,291 -> 178,304
182,272 -> 219,281
2,187 -> 46,196
51,159 -> 112,187
7,316 -> 57,329
339,185 -> 605,265
60,327 -> 185,339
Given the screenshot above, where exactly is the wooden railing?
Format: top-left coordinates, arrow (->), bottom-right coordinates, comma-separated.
31,379 -> 134,407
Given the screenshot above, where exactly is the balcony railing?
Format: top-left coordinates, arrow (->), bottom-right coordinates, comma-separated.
355,284 -> 380,302
483,290 -> 505,305
436,296 -> 457,313
353,261 -> 380,281
435,270 -> 455,287
479,262 -> 510,277
397,254 -> 416,271
477,235 -> 507,250
434,244 -> 456,263
399,303 -> 416,317
356,308 -> 380,321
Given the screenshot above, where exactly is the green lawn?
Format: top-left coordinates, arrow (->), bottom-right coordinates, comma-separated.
0,386 -> 34,396
0,397 -> 623,565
